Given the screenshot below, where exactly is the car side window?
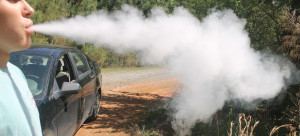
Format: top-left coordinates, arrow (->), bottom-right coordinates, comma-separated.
55,54 -> 75,89
70,52 -> 90,76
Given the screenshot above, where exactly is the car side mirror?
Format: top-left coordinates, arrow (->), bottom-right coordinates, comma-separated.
92,60 -> 100,73
90,60 -> 97,70
90,62 -> 95,70
61,82 -> 81,95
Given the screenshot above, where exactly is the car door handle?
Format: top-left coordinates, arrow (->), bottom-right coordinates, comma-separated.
90,71 -> 95,78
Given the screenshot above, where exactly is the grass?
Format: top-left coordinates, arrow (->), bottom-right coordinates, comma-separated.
128,101 -> 299,136
128,101 -> 174,136
269,124 -> 297,136
128,124 -> 163,136
228,113 -> 259,136
229,114 -> 297,136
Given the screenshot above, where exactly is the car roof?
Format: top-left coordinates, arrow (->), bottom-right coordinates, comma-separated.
13,44 -> 79,57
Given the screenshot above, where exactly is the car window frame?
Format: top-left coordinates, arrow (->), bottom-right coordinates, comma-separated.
68,51 -> 92,81
50,52 -> 78,98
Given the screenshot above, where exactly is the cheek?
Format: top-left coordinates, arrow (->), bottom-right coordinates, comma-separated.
0,27 -> 29,52
0,7 -> 29,52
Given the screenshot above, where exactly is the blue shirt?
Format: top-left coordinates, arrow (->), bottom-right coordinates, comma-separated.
0,62 -> 42,136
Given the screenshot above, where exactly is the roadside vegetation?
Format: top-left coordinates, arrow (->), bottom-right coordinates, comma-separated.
28,0 -> 299,135
28,0 -> 299,68
130,94 -> 299,135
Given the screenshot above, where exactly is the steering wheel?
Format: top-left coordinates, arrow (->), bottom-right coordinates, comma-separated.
25,75 -> 42,96
25,75 -> 39,82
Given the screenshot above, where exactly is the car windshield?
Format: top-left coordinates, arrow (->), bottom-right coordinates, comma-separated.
9,53 -> 51,100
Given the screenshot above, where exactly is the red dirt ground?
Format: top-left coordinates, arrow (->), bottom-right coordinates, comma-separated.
75,79 -> 180,136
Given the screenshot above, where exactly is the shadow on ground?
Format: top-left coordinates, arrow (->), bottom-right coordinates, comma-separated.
77,91 -> 166,135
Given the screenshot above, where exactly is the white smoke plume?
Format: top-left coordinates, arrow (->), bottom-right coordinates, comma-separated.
31,5 -> 299,135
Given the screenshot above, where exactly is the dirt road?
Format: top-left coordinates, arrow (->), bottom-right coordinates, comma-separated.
75,68 -> 180,136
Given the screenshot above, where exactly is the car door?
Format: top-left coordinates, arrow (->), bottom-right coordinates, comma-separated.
69,51 -> 97,124
51,53 -> 81,136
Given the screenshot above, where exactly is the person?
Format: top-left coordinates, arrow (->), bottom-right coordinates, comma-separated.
0,0 -> 42,135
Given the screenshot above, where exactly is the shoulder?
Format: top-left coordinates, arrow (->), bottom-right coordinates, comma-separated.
7,62 -> 26,79
7,62 -> 21,72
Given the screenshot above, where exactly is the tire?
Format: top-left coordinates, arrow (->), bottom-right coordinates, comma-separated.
88,93 -> 101,121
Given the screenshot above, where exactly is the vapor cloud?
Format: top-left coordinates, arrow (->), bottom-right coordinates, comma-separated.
31,5 -> 299,135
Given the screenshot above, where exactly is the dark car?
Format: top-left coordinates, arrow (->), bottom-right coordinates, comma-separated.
9,44 -> 102,136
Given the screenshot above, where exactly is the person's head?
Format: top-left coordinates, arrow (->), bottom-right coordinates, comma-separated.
0,0 -> 34,55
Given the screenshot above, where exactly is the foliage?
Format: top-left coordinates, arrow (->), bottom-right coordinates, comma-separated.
27,0 -> 300,67
136,96 -> 299,135
69,0 -> 98,16
282,87 -> 300,135
225,0 -> 285,51
278,9 -> 300,67
270,124 -> 297,136
134,105 -> 174,136
82,44 -> 108,66
228,114 -> 259,136
129,124 -> 163,136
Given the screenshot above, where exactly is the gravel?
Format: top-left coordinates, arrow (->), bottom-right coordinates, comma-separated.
101,67 -> 177,91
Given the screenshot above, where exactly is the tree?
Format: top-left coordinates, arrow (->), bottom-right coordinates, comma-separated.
278,10 -> 300,66
69,0 -> 98,16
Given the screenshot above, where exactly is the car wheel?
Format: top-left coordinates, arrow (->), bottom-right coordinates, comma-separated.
88,93 -> 100,121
